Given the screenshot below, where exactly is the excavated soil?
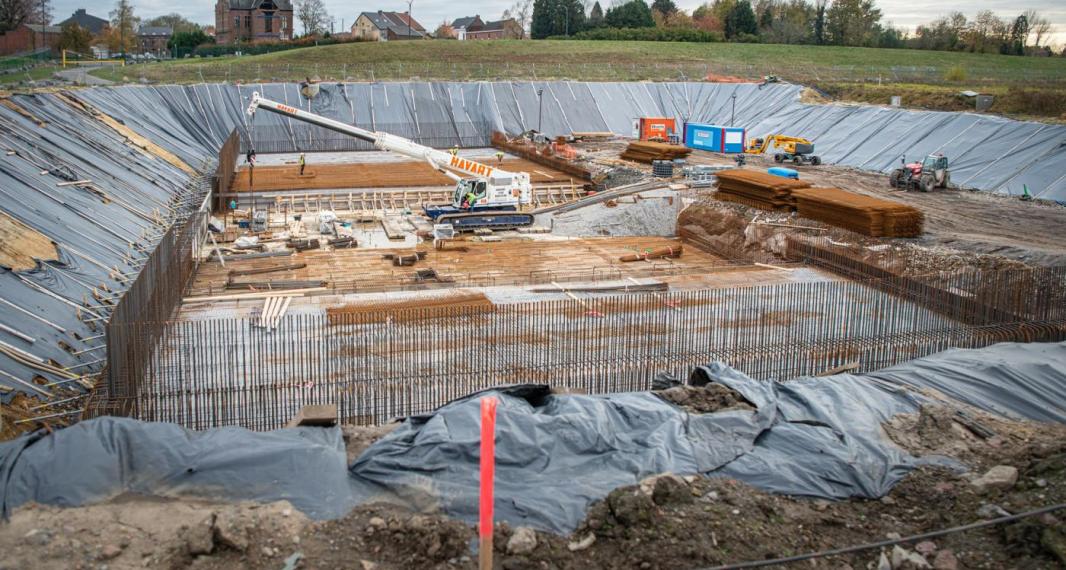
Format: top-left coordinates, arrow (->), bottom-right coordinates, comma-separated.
4,404 -> 1065,570
654,384 -> 754,414
667,143 -> 1066,268
805,163 -> 1066,267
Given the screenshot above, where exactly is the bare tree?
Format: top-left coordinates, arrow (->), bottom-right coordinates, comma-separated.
295,0 -> 330,36
1023,9 -> 1052,47
25,0 -> 50,25
0,0 -> 30,33
506,0 -> 533,38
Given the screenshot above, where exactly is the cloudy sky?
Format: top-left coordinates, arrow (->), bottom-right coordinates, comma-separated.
51,0 -> 1065,45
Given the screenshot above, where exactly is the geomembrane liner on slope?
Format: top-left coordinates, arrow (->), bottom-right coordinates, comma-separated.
0,92 -> 197,399
74,82 -> 1066,200
3,80 -> 1065,399
2,342 -> 1062,533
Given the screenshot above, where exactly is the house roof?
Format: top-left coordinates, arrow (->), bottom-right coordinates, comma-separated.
59,9 -> 109,34
359,11 -> 426,37
386,11 -> 425,32
225,0 -> 294,11
138,26 -> 173,37
482,19 -> 515,31
25,24 -> 62,34
451,15 -> 482,29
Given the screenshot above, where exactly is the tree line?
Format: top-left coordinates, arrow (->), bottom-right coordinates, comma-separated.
0,0 -> 212,56
530,0 -> 1061,56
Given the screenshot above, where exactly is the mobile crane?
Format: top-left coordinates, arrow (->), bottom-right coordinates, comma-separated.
744,135 -> 822,165
245,92 -> 535,231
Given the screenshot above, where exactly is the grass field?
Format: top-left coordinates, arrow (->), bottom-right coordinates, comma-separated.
0,64 -> 61,85
82,40 -> 1066,119
92,40 -> 1066,85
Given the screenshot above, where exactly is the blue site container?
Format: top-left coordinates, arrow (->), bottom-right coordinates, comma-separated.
683,123 -> 746,154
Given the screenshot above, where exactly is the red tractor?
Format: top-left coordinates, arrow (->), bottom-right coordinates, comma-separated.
890,154 -> 950,192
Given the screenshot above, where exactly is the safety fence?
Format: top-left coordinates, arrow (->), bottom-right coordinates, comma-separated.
99,177 -> 212,414
108,265 -> 1066,431
237,122 -> 495,154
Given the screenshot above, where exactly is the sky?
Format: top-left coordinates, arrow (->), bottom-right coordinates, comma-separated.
50,0 -> 1065,45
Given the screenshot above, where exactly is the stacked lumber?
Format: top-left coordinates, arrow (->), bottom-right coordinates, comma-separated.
619,141 -> 691,164
714,169 -> 811,211
792,187 -> 924,238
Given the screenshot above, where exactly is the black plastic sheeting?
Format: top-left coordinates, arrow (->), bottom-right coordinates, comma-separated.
0,342 -> 1063,533
0,418 -> 353,520
868,342 -> 1066,424
348,368 -> 952,533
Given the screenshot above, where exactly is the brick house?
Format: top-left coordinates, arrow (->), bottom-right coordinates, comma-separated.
58,9 -> 109,36
466,19 -> 524,40
351,11 -> 426,41
215,0 -> 293,44
449,15 -> 484,40
0,24 -> 61,56
137,26 -> 172,57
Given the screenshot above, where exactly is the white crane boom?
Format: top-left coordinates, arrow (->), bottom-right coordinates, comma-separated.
245,92 -> 532,209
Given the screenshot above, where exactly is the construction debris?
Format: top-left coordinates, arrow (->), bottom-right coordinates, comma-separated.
792,187 -> 924,238
619,245 -> 683,262
286,238 -> 320,252
328,236 -> 356,248
620,141 -> 691,164
714,169 -> 812,211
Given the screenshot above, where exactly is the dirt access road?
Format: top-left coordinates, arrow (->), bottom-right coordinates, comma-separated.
679,150 -> 1066,267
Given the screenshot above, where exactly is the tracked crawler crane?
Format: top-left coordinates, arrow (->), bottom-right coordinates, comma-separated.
245,92 -> 535,230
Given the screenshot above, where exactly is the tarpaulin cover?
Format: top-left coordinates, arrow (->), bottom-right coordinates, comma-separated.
868,341 -> 1066,424
347,368 -> 955,533
0,419 -> 354,520
7,342 -> 1063,533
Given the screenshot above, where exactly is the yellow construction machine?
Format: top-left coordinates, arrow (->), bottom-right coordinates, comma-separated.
745,135 -> 822,166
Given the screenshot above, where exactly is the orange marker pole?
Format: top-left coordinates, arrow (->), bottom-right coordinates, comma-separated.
479,396 -> 498,570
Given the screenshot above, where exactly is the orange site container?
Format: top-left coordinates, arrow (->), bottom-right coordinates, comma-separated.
638,117 -> 677,141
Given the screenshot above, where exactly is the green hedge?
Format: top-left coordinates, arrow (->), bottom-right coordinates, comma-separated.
555,27 -> 724,42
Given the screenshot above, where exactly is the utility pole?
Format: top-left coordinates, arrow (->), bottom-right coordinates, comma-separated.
537,88 -> 544,133
407,0 -> 413,38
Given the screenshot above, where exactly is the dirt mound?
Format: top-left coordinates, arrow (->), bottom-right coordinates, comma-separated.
655,384 -> 753,414
678,201 -> 751,260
